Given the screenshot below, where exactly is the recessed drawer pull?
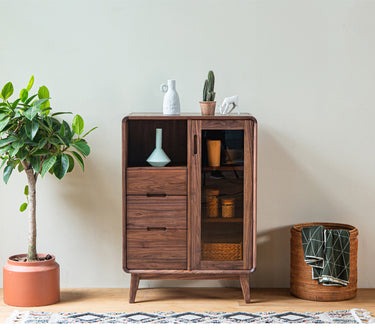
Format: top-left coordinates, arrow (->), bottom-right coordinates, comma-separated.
146,193 -> 167,198
147,226 -> 167,231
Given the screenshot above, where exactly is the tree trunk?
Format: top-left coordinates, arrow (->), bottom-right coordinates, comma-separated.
25,168 -> 37,261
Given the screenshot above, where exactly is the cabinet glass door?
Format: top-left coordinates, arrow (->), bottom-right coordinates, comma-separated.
201,129 -> 245,263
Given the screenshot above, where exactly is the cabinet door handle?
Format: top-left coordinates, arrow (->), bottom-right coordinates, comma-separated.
146,193 -> 167,198
194,134 -> 197,155
147,226 -> 167,231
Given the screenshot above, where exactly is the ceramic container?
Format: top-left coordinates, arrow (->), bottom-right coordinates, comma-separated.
147,128 -> 171,167
160,80 -> 180,115
3,254 -> 60,307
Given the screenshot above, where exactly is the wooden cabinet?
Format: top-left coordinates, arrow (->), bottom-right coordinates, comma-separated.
122,113 -> 257,303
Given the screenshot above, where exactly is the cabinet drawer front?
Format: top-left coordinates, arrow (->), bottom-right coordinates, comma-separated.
127,196 -> 186,229
127,168 -> 187,195
127,229 -> 187,270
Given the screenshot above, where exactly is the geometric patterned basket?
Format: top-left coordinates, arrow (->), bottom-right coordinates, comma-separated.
290,222 -> 358,301
202,242 -> 242,261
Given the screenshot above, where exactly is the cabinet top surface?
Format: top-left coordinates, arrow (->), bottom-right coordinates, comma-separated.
123,112 -> 257,122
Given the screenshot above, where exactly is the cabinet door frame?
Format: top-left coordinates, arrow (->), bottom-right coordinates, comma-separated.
189,119 -> 256,271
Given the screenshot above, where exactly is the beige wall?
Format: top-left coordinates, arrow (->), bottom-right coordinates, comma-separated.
0,0 -> 374,288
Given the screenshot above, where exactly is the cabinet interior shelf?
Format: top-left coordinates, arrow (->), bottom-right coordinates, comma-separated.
204,166 -> 244,172
204,217 -> 243,223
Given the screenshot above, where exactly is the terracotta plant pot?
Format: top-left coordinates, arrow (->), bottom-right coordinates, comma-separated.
200,101 -> 216,115
3,254 -> 60,307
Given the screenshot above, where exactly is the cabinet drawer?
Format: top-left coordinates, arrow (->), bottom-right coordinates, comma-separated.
127,196 -> 186,229
127,167 -> 187,195
127,229 -> 187,270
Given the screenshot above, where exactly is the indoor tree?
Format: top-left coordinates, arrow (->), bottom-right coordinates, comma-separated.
0,76 -> 96,261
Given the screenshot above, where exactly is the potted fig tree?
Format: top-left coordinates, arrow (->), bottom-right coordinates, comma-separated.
199,70 -> 216,115
0,76 -> 96,306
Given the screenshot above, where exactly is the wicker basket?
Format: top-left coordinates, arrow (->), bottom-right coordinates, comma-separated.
202,242 -> 242,261
290,222 -> 358,301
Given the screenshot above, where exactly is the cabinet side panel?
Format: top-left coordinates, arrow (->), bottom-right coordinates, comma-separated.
188,120 -> 202,270
122,117 -> 129,272
252,120 -> 258,271
243,120 -> 252,270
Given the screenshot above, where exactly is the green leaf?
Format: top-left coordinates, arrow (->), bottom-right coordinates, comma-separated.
20,88 -> 28,102
38,87 -> 50,111
32,98 -> 49,108
82,126 -> 97,138
38,85 -> 49,99
9,144 -> 21,157
1,82 -> 14,100
67,154 -> 74,172
52,111 -> 72,116
11,98 -> 20,110
17,162 -> 24,172
59,121 -> 65,137
3,164 -> 13,183
62,120 -> 73,141
0,158 -> 6,170
24,185 -> 29,196
19,202 -> 28,212
72,115 -> 84,135
0,117 -> 10,131
72,140 -> 90,157
71,151 -> 84,171
30,121 -> 39,140
0,136 -> 17,147
26,76 -> 34,91
16,149 -> 28,161
24,105 -> 39,121
30,156 -> 41,173
25,120 -> 39,140
53,154 -> 69,179
31,149 -> 49,156
41,155 -> 57,177
25,94 -> 37,105
38,138 -> 48,149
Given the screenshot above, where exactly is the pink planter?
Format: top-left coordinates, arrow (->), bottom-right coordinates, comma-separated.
3,254 -> 60,307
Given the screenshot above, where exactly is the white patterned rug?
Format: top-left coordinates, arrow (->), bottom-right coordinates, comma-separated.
6,309 -> 374,324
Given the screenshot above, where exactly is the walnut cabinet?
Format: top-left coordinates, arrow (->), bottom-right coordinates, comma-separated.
122,113 -> 257,303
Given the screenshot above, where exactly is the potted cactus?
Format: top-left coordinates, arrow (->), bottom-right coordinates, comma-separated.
0,76 -> 96,306
199,70 -> 216,115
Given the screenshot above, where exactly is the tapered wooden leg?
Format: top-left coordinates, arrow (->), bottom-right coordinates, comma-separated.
129,274 -> 140,303
240,275 -> 251,303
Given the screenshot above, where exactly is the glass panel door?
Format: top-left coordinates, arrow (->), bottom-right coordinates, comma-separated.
201,129 -> 244,262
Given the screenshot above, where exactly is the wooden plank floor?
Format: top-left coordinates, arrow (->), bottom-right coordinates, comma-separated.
1,288 -> 374,323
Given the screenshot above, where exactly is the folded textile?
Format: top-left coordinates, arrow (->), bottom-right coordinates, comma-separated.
301,226 -> 350,286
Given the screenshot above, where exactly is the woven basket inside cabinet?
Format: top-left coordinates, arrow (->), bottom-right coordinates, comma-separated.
202,242 -> 242,261
290,222 -> 358,301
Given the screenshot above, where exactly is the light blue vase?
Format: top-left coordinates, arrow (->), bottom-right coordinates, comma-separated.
147,128 -> 171,167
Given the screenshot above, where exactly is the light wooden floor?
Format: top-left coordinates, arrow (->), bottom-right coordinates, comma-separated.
1,288 -> 374,323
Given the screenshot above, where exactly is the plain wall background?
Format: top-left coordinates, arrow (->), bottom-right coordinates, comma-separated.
0,0 -> 374,289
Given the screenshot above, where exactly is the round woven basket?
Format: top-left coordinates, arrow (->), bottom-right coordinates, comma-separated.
290,222 -> 358,301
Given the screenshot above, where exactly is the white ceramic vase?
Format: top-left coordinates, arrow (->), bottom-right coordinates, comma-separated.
147,128 -> 171,167
160,79 -> 180,115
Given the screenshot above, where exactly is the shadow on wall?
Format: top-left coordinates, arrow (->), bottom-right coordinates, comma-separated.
253,226 -> 292,288
43,153 -> 124,286
251,127 -> 344,288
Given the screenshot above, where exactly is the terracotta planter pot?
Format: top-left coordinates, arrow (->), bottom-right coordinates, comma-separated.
200,101 -> 216,115
3,254 -> 60,307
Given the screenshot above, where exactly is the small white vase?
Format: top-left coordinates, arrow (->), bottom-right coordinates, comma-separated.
160,79 -> 180,115
147,128 -> 171,167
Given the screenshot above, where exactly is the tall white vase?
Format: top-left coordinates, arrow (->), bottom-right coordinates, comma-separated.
146,128 -> 171,167
160,79 -> 180,115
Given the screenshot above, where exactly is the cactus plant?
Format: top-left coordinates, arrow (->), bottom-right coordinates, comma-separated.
203,70 -> 215,102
